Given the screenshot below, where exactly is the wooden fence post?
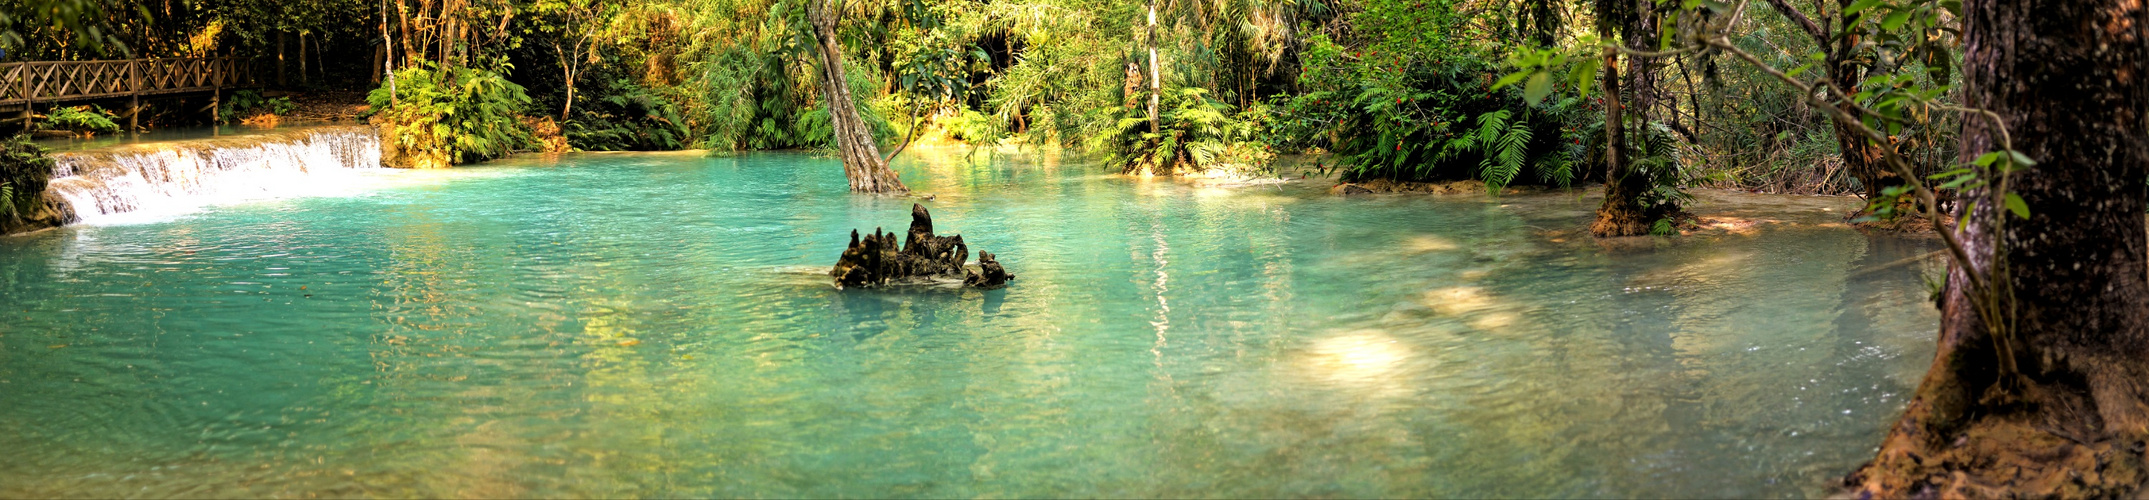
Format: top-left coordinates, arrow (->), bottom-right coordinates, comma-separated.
128,59 -> 140,131
212,58 -> 222,128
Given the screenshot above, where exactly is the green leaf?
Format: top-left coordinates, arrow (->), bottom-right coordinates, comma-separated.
1958,201 -> 1977,232
1492,71 -> 1531,90
1845,0 -> 1886,15
2008,149 -> 2037,168
1568,57 -> 1602,96
1523,73 -> 1552,105
2004,193 -> 2030,219
1972,151 -> 2004,167
1881,9 -> 1914,30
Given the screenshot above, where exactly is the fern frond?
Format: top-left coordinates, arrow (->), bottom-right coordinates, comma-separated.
1475,110 -> 1510,145
1479,117 -> 1532,192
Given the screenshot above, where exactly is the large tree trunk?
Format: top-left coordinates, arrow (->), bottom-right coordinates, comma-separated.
807,1 -> 907,194
1825,25 -> 1897,204
1590,0 -> 1671,237
1593,49 -> 1647,236
1846,0 -> 2149,496
1758,0 -> 1902,203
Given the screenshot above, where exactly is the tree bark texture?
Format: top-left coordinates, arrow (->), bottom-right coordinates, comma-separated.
1847,0 -> 2149,496
808,1 -> 908,194
1765,0 -> 1904,204
1590,0 -> 1674,237
832,204 -> 1014,289
1823,21 -> 1899,204
396,0 -> 416,67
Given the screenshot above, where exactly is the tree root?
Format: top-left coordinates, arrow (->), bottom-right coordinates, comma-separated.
831,204 -> 1014,290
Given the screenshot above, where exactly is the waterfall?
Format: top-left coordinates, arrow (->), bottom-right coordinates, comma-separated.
45,126 -> 383,225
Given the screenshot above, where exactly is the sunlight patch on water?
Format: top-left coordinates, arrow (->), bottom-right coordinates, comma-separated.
1299,329 -> 1416,393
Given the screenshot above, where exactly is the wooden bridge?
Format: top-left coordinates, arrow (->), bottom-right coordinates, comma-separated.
1,57 -> 261,127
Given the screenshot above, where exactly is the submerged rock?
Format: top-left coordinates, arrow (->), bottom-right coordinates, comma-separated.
831,204 -> 1015,290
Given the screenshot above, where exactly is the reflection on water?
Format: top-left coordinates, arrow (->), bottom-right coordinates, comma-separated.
0,146 -> 1939,497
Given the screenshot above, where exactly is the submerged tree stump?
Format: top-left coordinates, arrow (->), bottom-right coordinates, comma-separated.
831,204 -> 1014,290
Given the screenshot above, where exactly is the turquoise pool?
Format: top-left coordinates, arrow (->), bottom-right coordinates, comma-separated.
0,147 -> 1939,497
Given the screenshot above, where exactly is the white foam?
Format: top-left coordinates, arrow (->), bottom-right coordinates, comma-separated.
45,127 -> 386,225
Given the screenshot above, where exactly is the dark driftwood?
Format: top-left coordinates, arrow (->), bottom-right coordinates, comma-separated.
831,204 -> 1014,289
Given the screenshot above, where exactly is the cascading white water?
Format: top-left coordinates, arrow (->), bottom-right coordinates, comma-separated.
45,126 -> 383,225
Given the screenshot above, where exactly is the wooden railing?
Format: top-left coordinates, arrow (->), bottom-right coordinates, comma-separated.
0,57 -> 259,107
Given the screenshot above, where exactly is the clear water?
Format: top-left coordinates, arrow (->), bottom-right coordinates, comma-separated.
0,147 -> 1940,498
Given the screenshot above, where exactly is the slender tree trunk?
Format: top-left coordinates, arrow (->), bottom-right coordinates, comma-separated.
557,41 -> 579,118
318,36 -> 329,83
439,15 -> 451,65
298,32 -> 308,85
381,0 -> 397,105
396,0 -> 415,67
808,1 -> 907,194
1146,1 -> 1159,134
1847,0 -> 2149,495
1602,50 -> 1623,183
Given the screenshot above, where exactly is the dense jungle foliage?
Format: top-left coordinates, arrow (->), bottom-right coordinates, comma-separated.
0,134 -> 53,220
0,0 -> 1967,198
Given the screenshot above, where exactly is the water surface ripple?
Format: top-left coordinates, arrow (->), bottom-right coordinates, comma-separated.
0,148 -> 1940,498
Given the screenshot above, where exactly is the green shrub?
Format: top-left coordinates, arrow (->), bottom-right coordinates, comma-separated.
40,106 -> 120,135
566,80 -> 690,151
938,108 -> 1006,145
1097,88 -> 1274,176
1275,33 -> 1589,191
0,135 -> 55,218
218,90 -> 297,124
366,62 -> 537,168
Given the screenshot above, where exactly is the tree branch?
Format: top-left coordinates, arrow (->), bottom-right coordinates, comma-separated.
1761,0 -> 1829,46
1712,34 -> 1988,296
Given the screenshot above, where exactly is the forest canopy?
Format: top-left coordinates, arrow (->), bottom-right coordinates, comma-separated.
0,0 -> 1955,201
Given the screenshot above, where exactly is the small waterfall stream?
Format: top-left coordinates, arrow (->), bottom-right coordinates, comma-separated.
45,126 -> 383,225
